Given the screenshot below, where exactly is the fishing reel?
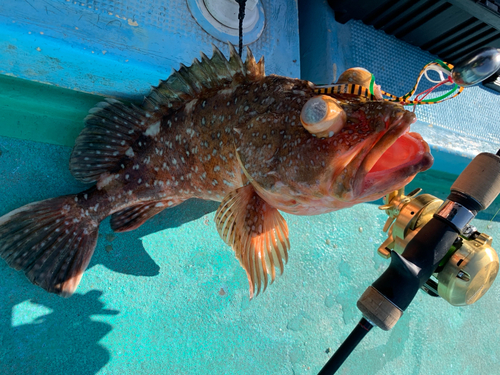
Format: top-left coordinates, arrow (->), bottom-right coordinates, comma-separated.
318,46 -> 500,375
378,188 -> 499,306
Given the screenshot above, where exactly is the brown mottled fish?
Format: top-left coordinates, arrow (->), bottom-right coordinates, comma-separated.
0,45 -> 432,298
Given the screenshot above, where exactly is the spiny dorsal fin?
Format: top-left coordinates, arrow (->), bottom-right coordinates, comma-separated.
143,43 -> 265,112
215,185 -> 290,299
70,44 -> 264,184
70,98 -> 155,183
244,46 -> 265,81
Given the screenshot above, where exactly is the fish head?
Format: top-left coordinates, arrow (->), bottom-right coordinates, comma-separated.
323,96 -> 433,206
234,79 -> 433,215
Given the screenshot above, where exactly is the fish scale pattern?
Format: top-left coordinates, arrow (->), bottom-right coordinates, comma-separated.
349,20 -> 500,147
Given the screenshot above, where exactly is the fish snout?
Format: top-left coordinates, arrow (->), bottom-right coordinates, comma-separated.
384,105 -> 416,133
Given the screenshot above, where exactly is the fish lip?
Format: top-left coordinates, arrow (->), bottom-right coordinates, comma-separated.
351,110 -> 432,197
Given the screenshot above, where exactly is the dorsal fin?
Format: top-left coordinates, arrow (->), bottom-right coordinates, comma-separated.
142,44 -> 265,112
70,99 -> 155,183
70,44 -> 264,184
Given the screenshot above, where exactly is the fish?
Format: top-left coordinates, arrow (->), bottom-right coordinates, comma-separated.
0,44 -> 432,298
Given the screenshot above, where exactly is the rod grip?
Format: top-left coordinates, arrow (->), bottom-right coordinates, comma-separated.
451,152 -> 500,211
357,286 -> 402,331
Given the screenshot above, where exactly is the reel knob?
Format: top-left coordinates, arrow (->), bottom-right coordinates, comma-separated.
437,233 -> 499,306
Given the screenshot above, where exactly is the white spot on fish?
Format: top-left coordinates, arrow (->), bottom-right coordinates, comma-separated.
155,202 -> 165,207
185,99 -> 198,113
125,147 -> 134,158
145,121 -> 161,136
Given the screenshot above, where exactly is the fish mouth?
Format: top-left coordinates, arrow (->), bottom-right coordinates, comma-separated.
353,111 -> 433,198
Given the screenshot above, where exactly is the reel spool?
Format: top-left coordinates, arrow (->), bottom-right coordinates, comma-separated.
378,188 -> 499,306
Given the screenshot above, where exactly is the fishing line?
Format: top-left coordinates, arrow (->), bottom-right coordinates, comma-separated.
236,0 -> 247,57
314,60 -> 464,107
489,206 -> 500,224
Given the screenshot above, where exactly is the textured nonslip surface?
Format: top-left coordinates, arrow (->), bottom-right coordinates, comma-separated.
348,20 -> 500,157
0,137 -> 499,375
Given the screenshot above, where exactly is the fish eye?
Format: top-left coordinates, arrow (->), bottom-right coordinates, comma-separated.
300,95 -> 346,138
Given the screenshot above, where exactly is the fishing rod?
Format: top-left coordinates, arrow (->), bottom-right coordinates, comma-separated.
318,47 -> 500,374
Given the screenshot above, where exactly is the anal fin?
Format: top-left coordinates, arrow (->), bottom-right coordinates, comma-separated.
215,185 -> 290,298
110,200 -> 182,233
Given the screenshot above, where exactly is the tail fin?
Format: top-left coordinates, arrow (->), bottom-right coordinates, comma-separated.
0,195 -> 99,297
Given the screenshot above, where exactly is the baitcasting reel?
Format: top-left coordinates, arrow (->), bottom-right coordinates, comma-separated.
318,46 -> 500,375
378,188 -> 499,306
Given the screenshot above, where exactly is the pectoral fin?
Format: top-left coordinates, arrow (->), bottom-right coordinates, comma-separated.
215,185 -> 290,298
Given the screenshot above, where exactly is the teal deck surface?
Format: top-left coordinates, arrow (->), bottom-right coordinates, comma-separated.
1,136 -> 499,375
